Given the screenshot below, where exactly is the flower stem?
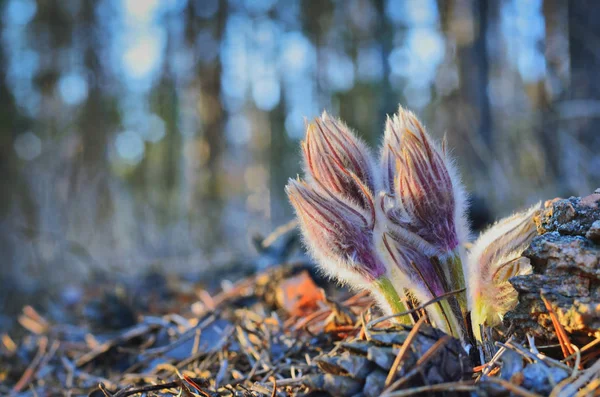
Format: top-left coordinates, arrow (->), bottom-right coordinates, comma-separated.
431,296 -> 465,339
375,277 -> 412,325
440,250 -> 467,315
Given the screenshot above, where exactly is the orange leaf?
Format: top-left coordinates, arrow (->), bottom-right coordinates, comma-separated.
276,271 -> 325,317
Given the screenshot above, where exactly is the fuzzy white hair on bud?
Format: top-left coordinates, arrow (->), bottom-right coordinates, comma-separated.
468,202 -> 542,340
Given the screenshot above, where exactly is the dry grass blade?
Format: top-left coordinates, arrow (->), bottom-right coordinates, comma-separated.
259,219 -> 298,248
384,316 -> 427,387
568,343 -> 582,378
342,290 -> 370,305
11,336 -> 48,393
18,306 -> 50,335
477,336 -> 513,377
541,293 -> 576,360
289,308 -> 330,331
1,334 -> 17,353
382,334 -> 453,395
76,324 -> 157,368
382,381 -> 476,396
98,379 -> 207,397
574,337 -> 600,366
182,375 -> 211,396
483,377 -> 545,397
575,378 -> 600,396
552,358 -> 600,397
502,340 -> 572,371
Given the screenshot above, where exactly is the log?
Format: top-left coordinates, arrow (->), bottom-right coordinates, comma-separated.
504,190 -> 600,342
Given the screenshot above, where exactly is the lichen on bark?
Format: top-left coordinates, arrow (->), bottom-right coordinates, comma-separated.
504,190 -> 600,342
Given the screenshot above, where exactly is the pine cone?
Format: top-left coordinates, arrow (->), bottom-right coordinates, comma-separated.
303,324 -> 472,397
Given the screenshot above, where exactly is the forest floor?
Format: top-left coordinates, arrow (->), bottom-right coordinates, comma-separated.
1,193 -> 600,396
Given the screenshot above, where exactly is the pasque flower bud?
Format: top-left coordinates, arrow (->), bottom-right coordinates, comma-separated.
302,112 -> 377,216
382,108 -> 467,252
288,109 -> 472,338
381,107 -> 470,315
286,179 -> 383,283
468,203 -> 541,341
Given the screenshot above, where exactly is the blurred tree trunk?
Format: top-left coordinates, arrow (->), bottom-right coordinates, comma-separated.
0,17 -> 25,218
269,103 -> 289,224
459,0 -> 492,153
474,0 -> 492,150
197,43 -> 225,203
72,0 -> 116,220
185,1 -> 227,249
438,0 -> 494,164
540,0 -> 569,185
149,28 -> 181,224
373,0 -> 397,125
0,0 -> 29,307
437,0 -> 498,221
345,0 -> 389,147
567,0 -> 600,189
568,0 -> 600,116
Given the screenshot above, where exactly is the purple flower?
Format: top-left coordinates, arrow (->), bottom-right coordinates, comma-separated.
303,113 -> 377,218
286,179 -> 385,283
382,107 -> 468,254
381,107 -> 470,318
287,106 -> 474,337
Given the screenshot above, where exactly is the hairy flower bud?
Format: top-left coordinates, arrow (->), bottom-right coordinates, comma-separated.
286,179 -> 384,283
379,232 -> 444,297
381,120 -> 401,196
382,107 -> 468,253
468,203 -> 541,341
287,179 -> 411,320
381,107 -> 470,315
303,113 -> 377,217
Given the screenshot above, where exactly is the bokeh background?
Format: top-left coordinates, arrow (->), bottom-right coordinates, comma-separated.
1,0 -> 599,328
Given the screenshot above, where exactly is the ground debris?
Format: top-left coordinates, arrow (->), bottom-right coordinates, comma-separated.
306,324 -> 472,396
2,204 -> 600,396
0,261 -> 373,396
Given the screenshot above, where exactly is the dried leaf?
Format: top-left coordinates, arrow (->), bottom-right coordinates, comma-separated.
276,271 -> 325,317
